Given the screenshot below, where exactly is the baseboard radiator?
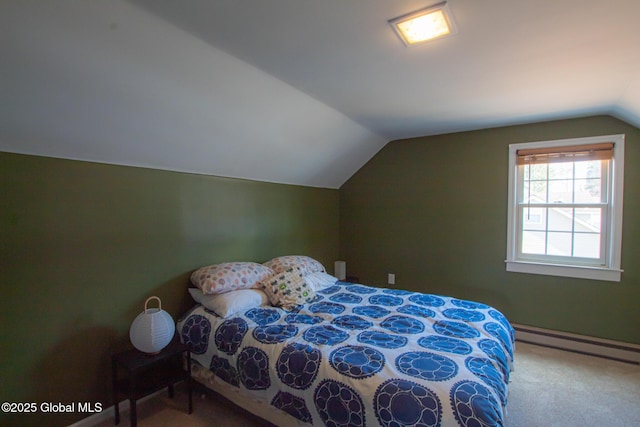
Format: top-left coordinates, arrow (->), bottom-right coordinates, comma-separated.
512,323 -> 640,365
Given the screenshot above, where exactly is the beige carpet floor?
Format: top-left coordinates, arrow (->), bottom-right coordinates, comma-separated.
94,342 -> 640,427
504,342 -> 639,427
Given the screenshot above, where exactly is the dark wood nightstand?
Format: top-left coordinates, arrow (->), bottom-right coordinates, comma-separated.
111,339 -> 192,427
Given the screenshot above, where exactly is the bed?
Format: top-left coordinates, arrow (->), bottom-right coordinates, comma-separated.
177,258 -> 515,427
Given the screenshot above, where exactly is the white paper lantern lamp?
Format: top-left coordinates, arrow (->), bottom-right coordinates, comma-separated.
129,296 -> 175,354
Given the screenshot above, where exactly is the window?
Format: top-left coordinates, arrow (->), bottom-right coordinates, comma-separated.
506,135 -> 625,281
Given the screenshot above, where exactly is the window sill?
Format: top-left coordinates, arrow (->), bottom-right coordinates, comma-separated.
505,260 -> 622,282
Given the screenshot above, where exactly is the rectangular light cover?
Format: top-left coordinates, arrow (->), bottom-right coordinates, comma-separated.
390,2 -> 455,46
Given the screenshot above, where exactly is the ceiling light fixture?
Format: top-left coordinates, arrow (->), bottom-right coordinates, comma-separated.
389,2 -> 457,46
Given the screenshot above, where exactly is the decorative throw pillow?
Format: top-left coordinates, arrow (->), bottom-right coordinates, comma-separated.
263,255 -> 326,276
190,262 -> 274,295
259,266 -> 316,310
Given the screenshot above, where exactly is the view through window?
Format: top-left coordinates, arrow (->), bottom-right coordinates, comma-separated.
519,158 -> 606,263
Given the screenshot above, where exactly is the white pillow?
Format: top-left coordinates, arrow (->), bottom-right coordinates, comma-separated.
188,288 -> 269,318
304,272 -> 338,291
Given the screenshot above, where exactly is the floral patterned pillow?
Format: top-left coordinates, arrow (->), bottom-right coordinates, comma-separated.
191,262 -> 274,295
263,255 -> 326,276
259,266 -> 316,310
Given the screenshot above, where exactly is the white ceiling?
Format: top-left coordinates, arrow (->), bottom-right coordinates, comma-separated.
2,0 -> 639,188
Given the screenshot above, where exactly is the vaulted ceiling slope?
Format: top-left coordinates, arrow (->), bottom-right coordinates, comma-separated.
2,1 -> 639,189
1,1 -> 386,189
129,0 -> 640,139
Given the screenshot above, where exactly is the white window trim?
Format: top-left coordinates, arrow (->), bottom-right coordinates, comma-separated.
505,134 -> 625,282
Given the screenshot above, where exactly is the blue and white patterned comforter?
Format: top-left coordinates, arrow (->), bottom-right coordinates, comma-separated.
178,282 -> 515,427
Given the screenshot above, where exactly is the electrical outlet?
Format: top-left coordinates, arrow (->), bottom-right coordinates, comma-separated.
388,273 -> 395,285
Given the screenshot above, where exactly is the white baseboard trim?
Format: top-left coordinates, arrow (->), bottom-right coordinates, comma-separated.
512,323 -> 640,364
66,389 -> 165,427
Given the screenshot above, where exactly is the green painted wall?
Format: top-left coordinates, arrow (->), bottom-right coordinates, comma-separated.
0,152 -> 339,426
1,114 -> 638,426
340,115 -> 639,344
